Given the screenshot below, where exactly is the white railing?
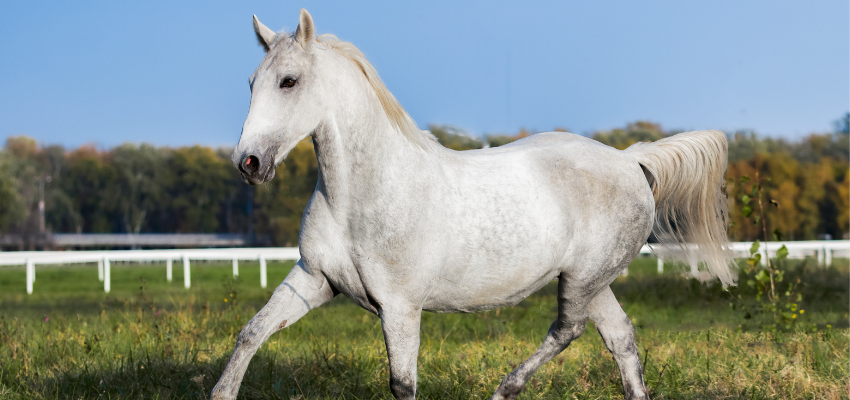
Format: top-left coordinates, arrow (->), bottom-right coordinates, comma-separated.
1,241 -> 847,294
635,240 -> 849,275
0,247 -> 300,294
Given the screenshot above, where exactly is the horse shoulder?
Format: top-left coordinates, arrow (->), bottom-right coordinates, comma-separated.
298,191 -> 351,276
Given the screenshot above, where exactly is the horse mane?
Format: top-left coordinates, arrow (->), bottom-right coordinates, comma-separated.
307,34 -> 435,149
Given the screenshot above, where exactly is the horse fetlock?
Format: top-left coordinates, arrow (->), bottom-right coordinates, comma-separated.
623,382 -> 650,400
389,374 -> 416,399
491,384 -> 523,400
491,373 -> 526,400
209,392 -> 234,400
209,383 -> 237,400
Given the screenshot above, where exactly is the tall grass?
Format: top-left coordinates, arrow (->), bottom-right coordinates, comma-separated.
0,258 -> 847,399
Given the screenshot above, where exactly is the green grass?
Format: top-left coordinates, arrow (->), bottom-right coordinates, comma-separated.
0,257 -> 847,399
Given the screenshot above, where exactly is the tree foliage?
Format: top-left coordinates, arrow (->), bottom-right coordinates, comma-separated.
0,148 -> 24,230
2,118 -> 847,247
725,132 -> 849,241
591,121 -> 849,241
591,121 -> 669,150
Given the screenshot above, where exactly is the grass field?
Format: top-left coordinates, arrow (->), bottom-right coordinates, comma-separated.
0,257 -> 847,399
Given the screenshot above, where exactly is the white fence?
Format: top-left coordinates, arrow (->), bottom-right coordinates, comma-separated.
634,240 -> 848,275
0,247 -> 299,294
1,241 -> 847,294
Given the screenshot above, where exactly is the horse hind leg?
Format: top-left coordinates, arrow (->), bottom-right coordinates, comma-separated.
210,260 -> 335,400
588,287 -> 649,399
490,273 -> 594,400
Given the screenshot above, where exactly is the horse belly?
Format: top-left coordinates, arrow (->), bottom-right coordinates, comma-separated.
420,249 -> 560,313
416,160 -> 569,312
421,203 -> 567,312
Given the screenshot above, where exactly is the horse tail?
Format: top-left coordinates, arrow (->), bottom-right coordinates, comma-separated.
625,130 -> 736,286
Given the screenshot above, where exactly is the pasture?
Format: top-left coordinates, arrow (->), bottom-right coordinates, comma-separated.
0,257 -> 847,399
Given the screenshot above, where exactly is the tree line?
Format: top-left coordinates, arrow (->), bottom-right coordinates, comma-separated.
590,120 -> 849,241
1,118 -> 847,248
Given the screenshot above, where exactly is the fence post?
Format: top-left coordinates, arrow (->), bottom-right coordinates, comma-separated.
232,257 -> 239,278
183,254 -> 191,289
26,259 -> 33,294
98,259 -> 104,282
259,255 -> 267,288
761,246 -> 768,267
657,257 -> 663,274
104,258 -> 111,293
166,258 -> 172,282
824,247 -> 832,267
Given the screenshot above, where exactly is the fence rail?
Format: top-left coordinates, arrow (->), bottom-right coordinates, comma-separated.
633,240 -> 848,276
1,241 -> 847,294
0,247 -> 299,294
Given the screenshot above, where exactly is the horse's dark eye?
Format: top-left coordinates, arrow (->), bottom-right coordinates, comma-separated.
280,78 -> 296,88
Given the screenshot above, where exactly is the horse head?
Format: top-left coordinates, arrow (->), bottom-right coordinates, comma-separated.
232,9 -> 322,185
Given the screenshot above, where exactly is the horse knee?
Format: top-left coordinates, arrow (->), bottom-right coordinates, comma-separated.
234,316 -> 275,349
235,327 -> 262,348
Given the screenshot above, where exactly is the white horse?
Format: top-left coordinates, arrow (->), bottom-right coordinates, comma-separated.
212,9 -> 734,400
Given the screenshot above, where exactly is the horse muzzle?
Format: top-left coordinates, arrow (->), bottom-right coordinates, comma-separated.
236,152 -> 276,185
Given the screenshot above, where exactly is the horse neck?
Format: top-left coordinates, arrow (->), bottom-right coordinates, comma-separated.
311,102 -> 434,212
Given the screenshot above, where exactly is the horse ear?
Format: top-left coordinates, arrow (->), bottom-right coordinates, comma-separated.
253,15 -> 275,52
295,8 -> 315,50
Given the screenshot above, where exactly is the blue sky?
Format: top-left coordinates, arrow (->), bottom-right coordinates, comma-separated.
0,1 -> 847,148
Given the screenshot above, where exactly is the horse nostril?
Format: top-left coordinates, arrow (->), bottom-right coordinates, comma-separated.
243,155 -> 260,174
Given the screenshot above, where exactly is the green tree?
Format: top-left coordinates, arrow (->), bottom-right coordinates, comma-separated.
727,131 -> 848,241
0,149 -> 24,230
429,125 -> 484,151
112,144 -> 169,233
486,129 -> 530,148
59,146 -> 119,233
2,118 -> 846,245
4,136 -> 56,241
168,146 -> 233,233
254,138 -> 319,246
592,121 -> 668,150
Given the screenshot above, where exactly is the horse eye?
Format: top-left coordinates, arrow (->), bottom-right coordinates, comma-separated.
280,77 -> 297,88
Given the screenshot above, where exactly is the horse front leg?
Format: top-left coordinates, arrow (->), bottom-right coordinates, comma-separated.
211,260 -> 335,400
380,303 -> 422,400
